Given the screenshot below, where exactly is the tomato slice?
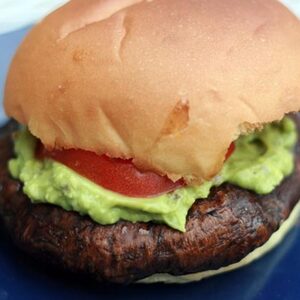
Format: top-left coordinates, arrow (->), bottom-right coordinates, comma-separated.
36,142 -> 185,198
36,141 -> 235,198
225,142 -> 235,161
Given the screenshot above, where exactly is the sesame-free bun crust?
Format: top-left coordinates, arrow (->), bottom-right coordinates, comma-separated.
4,0 -> 300,182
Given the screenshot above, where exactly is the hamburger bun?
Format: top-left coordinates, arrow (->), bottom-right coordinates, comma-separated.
4,0 -> 300,183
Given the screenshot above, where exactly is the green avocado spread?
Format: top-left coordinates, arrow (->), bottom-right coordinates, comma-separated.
9,117 -> 297,232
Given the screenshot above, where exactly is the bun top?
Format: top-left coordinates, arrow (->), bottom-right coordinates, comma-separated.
4,0 -> 300,183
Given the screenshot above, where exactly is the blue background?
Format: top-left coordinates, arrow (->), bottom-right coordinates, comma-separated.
1,28 -> 300,300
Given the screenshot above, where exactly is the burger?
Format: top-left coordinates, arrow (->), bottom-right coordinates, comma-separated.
1,0 -> 300,284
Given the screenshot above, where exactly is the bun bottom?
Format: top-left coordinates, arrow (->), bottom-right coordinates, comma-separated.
139,200 -> 300,284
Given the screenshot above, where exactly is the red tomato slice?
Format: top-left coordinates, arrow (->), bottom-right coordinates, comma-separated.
36,142 -> 185,198
225,142 -> 235,161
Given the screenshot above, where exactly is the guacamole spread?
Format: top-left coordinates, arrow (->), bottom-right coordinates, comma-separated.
9,118 -> 297,231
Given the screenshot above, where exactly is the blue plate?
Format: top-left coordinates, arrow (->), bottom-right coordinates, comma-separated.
1,28 -> 300,300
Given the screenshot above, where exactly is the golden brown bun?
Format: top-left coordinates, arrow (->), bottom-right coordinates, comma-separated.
4,0 -> 300,183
